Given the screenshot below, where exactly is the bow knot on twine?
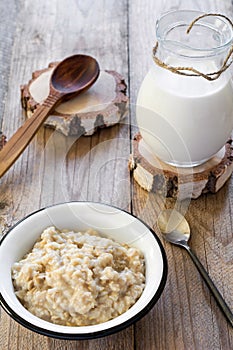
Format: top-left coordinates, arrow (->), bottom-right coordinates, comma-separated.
152,13 -> 233,81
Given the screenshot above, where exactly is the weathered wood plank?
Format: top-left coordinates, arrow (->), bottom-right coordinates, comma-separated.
0,0 -> 131,349
129,0 -> 233,349
0,0 -> 19,127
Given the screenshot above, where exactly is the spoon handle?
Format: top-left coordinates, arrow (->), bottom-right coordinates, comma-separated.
184,244 -> 233,327
0,93 -> 60,178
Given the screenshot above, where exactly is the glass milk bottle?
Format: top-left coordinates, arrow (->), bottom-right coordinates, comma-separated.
136,11 -> 233,167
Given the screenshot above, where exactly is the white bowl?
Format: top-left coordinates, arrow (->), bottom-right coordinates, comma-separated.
0,202 -> 167,340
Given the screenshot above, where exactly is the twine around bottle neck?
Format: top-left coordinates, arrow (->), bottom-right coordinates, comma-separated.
152,13 -> 233,81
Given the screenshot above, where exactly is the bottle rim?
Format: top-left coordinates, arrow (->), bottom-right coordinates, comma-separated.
156,10 -> 233,59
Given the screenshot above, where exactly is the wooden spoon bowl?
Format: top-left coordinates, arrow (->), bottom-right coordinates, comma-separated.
51,55 -> 100,95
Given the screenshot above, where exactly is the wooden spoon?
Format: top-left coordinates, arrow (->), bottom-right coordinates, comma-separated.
0,54 -> 100,178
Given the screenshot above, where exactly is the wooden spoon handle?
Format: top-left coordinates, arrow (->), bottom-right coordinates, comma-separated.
0,94 -> 60,178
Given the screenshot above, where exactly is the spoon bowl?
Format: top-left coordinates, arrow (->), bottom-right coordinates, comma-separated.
51,55 -> 100,95
158,209 -> 233,327
0,54 -> 100,178
157,209 -> 190,245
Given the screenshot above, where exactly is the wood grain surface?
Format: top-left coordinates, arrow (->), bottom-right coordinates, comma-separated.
0,0 -> 233,349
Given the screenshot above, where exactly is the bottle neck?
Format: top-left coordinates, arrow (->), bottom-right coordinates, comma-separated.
155,11 -> 233,79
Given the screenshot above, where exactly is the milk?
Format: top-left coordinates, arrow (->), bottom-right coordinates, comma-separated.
136,59 -> 233,167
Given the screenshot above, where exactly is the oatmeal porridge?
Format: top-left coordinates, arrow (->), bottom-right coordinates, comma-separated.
12,227 -> 145,326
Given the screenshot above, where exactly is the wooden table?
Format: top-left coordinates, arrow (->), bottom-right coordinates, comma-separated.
0,0 -> 232,349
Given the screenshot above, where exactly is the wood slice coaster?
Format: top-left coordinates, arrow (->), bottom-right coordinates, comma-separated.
21,62 -> 129,136
0,132 -> 7,151
129,133 -> 233,200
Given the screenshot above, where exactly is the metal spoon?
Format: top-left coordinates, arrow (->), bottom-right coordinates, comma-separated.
0,54 -> 100,178
158,209 -> 233,327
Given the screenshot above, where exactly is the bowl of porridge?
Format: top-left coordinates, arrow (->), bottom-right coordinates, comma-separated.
0,202 -> 167,340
